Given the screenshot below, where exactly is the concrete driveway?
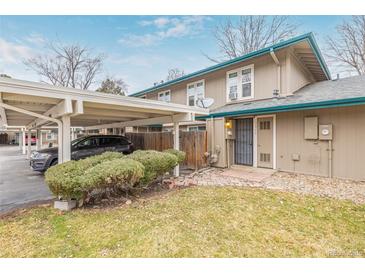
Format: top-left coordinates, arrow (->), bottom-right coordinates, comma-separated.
0,145 -> 54,214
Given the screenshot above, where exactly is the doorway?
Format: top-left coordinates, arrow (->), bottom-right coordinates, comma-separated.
235,118 -> 253,166
256,117 -> 274,168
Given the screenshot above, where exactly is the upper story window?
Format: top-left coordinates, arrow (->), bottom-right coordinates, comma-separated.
227,64 -> 254,102
187,80 -> 205,107
158,90 -> 171,102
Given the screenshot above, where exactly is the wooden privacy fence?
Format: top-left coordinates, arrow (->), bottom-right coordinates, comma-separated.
125,131 -> 208,170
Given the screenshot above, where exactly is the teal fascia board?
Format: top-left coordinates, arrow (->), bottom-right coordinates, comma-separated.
197,96 -> 365,120
131,32 -> 330,97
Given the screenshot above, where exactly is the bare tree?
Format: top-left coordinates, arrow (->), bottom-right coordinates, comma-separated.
327,16 -> 365,75
24,43 -> 104,90
206,16 -> 297,62
166,68 -> 185,81
96,77 -> 128,95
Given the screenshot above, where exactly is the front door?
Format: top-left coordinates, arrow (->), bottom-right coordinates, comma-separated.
235,118 -> 253,165
257,117 -> 273,168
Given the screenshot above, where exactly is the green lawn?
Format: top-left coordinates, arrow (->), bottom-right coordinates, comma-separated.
1,186 -> 364,258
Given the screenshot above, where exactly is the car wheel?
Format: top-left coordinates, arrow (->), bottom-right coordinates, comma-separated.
50,159 -> 58,166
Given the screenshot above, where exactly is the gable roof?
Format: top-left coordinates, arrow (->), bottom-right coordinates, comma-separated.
197,75 -> 365,119
130,32 -> 331,97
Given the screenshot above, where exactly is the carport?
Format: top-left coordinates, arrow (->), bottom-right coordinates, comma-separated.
0,77 -> 208,176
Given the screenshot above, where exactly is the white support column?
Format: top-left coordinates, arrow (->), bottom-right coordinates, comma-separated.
39,129 -> 43,149
22,128 -> 26,155
36,129 -> 41,150
61,115 -> 71,162
173,122 -> 180,177
27,129 -> 32,159
18,129 -> 22,150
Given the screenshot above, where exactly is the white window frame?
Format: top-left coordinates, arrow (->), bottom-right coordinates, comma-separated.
226,64 -> 254,103
186,79 -> 205,107
157,90 -> 171,102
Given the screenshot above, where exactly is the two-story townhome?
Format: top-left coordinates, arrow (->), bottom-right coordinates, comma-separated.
131,32 -> 365,181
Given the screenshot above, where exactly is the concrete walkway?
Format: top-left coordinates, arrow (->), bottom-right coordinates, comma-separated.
0,145 -> 54,214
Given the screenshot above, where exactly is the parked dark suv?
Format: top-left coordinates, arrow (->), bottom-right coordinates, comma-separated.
30,135 -> 134,172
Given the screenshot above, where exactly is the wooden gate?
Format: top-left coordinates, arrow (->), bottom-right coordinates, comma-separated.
125,131 -> 207,170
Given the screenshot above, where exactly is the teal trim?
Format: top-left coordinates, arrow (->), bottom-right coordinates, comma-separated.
131,32 -> 330,97
197,96 -> 365,120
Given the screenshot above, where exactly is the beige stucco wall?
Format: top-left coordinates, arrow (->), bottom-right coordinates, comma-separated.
207,118 -> 227,168
142,48 -> 312,110
286,52 -> 313,95
208,105 -> 365,180
276,105 -> 365,180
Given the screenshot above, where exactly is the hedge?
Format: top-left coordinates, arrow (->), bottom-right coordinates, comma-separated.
45,152 -> 126,200
163,149 -> 186,164
127,150 -> 179,186
80,158 -> 144,193
45,149 -> 184,202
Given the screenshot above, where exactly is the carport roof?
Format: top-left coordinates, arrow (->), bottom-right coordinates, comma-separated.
0,77 -> 208,128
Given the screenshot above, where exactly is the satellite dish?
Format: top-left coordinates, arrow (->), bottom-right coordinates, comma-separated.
196,98 -> 214,108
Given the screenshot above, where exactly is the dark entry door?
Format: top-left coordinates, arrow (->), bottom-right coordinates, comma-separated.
235,118 -> 253,165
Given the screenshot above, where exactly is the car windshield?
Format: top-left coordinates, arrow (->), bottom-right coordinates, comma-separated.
71,136 -> 87,147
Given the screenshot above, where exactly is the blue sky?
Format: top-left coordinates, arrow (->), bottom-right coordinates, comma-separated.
0,16 -> 351,94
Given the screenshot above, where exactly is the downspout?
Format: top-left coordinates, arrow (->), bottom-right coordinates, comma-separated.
270,48 -> 281,96
0,102 -> 64,163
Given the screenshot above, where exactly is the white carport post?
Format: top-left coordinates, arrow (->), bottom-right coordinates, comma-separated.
18,128 -> 22,150
173,122 -> 180,177
36,129 -> 41,150
22,127 -> 26,155
27,129 -> 32,159
61,115 -> 71,162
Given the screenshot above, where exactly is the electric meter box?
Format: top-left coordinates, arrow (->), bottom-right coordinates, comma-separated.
319,124 -> 333,140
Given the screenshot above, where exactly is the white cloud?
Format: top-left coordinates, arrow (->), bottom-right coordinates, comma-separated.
139,17 -> 171,28
120,16 -> 210,47
0,38 -> 34,64
25,33 -> 46,46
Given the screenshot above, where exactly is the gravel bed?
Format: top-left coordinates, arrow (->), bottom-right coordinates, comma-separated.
176,168 -> 365,204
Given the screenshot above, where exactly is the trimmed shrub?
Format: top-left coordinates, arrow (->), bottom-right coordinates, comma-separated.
45,149 -> 181,202
45,151 -> 126,200
163,149 -> 186,164
80,158 -> 145,192
127,150 -> 179,185
45,160 -> 86,200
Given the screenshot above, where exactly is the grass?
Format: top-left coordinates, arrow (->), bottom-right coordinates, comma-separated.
0,186 -> 364,258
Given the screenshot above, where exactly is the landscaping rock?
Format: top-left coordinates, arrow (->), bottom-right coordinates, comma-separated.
180,168 -> 365,204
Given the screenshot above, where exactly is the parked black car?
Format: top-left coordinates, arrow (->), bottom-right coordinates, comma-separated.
30,135 -> 134,172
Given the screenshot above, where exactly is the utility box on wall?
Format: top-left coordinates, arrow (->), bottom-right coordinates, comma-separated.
319,124 -> 333,140
304,116 -> 318,139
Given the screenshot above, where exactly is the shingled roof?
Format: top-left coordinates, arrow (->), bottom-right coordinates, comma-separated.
199,75 -> 365,119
